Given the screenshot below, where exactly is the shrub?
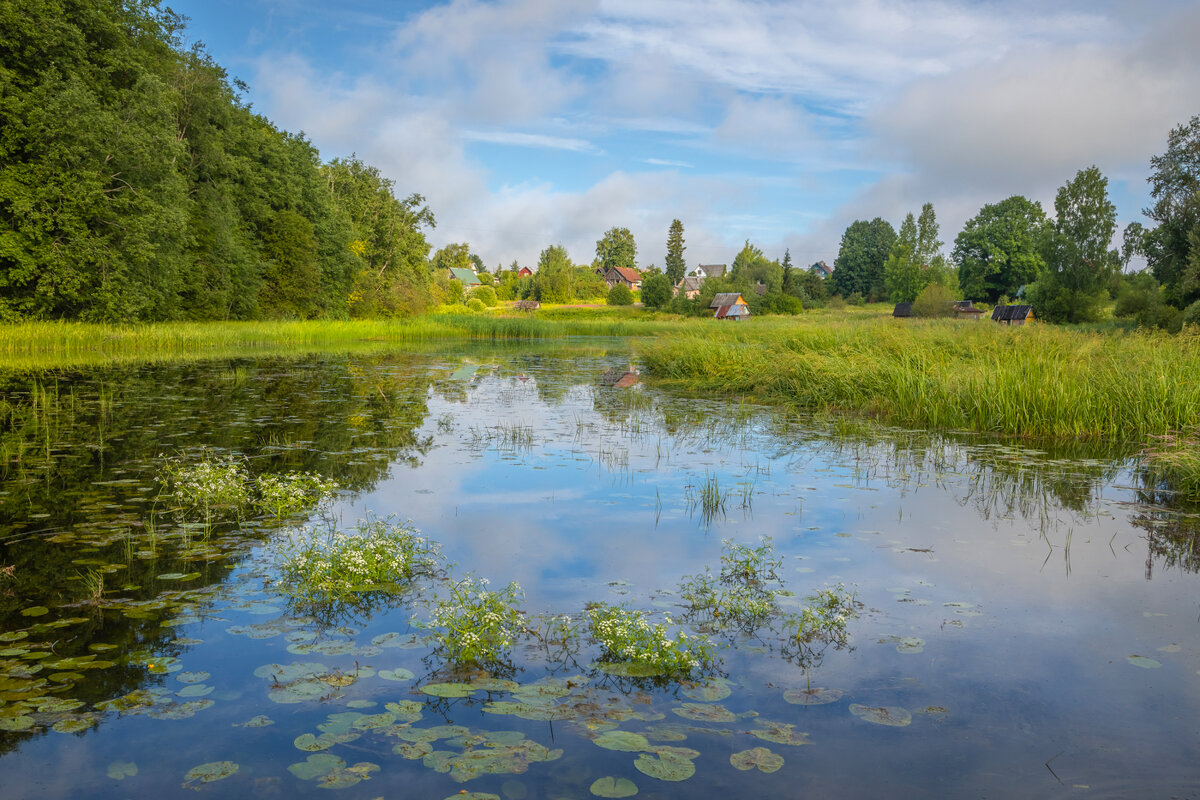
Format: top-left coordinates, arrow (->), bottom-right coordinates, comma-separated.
791,583 -> 858,646
911,282 -> 957,318
428,576 -> 525,665
846,292 -> 864,306
469,285 -> 498,307
607,284 -> 634,305
256,472 -> 340,519
159,454 -> 250,518
1183,299 -> 1200,329
466,297 -> 486,312
640,273 -> 673,309
588,603 -> 713,676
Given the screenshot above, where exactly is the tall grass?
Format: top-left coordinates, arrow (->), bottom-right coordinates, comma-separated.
639,317 -> 1200,440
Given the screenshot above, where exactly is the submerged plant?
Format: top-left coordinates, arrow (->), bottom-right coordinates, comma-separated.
791,583 -> 859,647
588,603 -> 713,677
159,453 -> 250,519
275,516 -> 441,603
426,576 -> 526,666
255,472 -> 340,519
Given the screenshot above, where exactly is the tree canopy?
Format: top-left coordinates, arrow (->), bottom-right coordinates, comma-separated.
1145,115 -> 1200,309
831,218 -> 896,299
665,219 -> 686,285
953,196 -> 1047,303
595,227 -> 637,274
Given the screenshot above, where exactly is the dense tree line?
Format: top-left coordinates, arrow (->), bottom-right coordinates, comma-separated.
0,1 -> 434,321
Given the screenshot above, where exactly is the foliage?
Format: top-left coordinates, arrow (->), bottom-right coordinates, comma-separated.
953,195 -> 1048,303
1115,272 -> 1175,330
276,517 -> 441,603
427,576 -> 525,665
730,240 -> 781,293
665,219 -> 687,285
640,273 -> 673,309
1027,166 -> 1119,323
431,243 -> 474,274
534,245 -> 573,303
607,284 -> 634,305
159,454 -> 250,518
915,202 -> 944,267
831,218 -> 896,300
468,285 -> 498,307
1141,429 -> 1200,502
595,227 -> 638,273
790,584 -> 859,646
256,472 -> 340,519
1145,115 -> 1200,308
910,282 -> 957,318
466,297 -> 486,312
885,213 -> 924,303
588,604 -> 713,677
680,537 -> 782,630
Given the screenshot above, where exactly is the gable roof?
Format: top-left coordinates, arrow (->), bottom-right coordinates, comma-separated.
608,266 -> 641,284
679,276 -> 703,292
810,260 -> 833,276
710,292 -> 746,308
695,264 -> 727,278
449,267 -> 481,285
893,302 -> 913,317
991,304 -> 1033,321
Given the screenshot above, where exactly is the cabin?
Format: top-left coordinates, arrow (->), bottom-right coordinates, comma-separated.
710,292 -> 750,321
448,267 -> 481,287
604,266 -> 642,290
690,264 -> 728,280
991,304 -> 1035,325
676,276 -> 704,299
517,267 -> 533,277
953,301 -> 985,319
512,300 -> 540,311
893,302 -> 913,318
809,260 -> 834,278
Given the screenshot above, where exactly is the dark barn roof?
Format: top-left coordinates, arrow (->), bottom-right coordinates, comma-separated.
991,304 -> 1032,321
893,302 -> 913,317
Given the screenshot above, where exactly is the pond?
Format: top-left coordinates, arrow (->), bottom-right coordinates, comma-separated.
0,343 -> 1197,798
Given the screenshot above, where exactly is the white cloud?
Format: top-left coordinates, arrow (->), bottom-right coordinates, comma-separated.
461,130 -> 602,154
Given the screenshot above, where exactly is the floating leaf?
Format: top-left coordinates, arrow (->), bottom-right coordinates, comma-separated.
783,687 -> 843,706
384,700 -> 424,722
107,761 -> 138,780
672,702 -> 737,722
177,671 -> 210,684
633,751 -> 695,781
178,684 -> 213,698
378,668 -> 415,682
234,715 -> 274,728
294,733 -> 340,752
730,746 -> 784,773
590,776 -> 639,797
593,730 -> 651,751
849,704 -> 912,727
593,662 -> 662,678
37,698 -> 85,713
1128,655 -> 1162,669
442,794 -> 500,800
21,607 -> 49,617
352,712 -> 396,731
52,715 -> 97,734
421,682 -> 477,698
157,573 -> 200,581
483,701 -> 572,721
680,678 -> 732,702
288,753 -> 345,781
470,678 -> 520,692
182,760 -> 238,788
0,716 -> 35,731
748,721 -> 810,746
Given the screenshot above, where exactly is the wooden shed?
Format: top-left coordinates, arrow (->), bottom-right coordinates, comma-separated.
953,301 -> 985,319
710,292 -> 750,321
893,302 -> 913,317
991,304 -> 1034,325
512,300 -> 540,311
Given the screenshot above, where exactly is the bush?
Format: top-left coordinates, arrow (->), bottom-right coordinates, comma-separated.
466,297 -> 486,313
760,293 -> 804,315
468,285 -> 497,307
846,292 -> 864,306
911,283 -> 956,318
607,284 -> 634,305
428,576 -> 525,665
640,273 -> 673,309
1183,299 -> 1200,329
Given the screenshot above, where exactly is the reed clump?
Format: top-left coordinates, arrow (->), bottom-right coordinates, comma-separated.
1141,429 -> 1200,501
639,317 -> 1200,440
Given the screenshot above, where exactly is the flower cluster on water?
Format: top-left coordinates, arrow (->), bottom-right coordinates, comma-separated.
159,453 -> 339,521
256,472 -> 340,519
588,604 -> 714,677
276,516 -> 440,603
426,576 -> 526,666
680,537 -> 782,630
791,583 -> 859,647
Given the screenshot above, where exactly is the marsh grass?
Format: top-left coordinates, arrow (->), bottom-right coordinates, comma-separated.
1141,429 -> 1200,500
639,317 -> 1200,440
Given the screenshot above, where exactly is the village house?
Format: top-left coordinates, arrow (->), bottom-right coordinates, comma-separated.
448,267 -> 481,287
893,302 -> 913,318
710,292 -> 750,321
809,261 -> 834,278
991,304 -> 1035,325
603,266 -> 642,290
676,275 -> 704,299
517,266 -> 533,277
953,300 -> 985,319
690,264 -> 727,280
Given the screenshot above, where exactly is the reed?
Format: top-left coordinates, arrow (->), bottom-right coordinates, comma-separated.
639,317 -> 1200,440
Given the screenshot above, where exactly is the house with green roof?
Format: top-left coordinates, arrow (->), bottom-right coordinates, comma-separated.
448,267 -> 481,287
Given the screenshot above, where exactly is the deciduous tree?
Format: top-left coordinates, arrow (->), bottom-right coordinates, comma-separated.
953,196 -> 1047,303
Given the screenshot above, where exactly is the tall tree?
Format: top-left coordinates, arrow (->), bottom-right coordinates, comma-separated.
533,244 -> 572,303
885,213 -> 925,303
781,249 -> 796,296
595,227 -> 637,273
431,243 -> 473,274
1027,166 -> 1119,323
915,202 -> 943,267
1145,115 -> 1200,308
831,218 -> 896,299
665,219 -> 686,285
952,196 -> 1048,303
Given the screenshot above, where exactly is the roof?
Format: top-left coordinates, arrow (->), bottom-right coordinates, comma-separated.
678,276 -> 703,292
696,264 -> 727,278
609,266 -> 641,283
517,266 -> 533,275
991,304 -> 1033,321
893,302 -> 913,317
714,303 -> 750,319
754,282 -> 767,295
710,292 -> 746,308
449,267 -> 481,285
954,301 -> 984,314
810,260 -> 834,276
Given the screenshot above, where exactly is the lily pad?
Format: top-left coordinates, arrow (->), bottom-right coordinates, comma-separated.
748,720 -> 810,746
52,715 -> 97,734
672,703 -> 737,722
178,684 -> 214,698
1128,655 -> 1162,669
633,751 -> 695,782
177,671 -> 210,684
730,746 -> 784,773
288,753 -> 345,781
783,687 -> 843,706
107,761 -> 138,780
593,662 -> 662,678
384,700 -> 424,722
421,682 -> 477,698
680,678 -> 732,702
0,716 -> 35,731
442,795 -> 500,800
849,704 -> 912,727
593,730 -> 651,751
378,668 -> 415,682
294,733 -> 340,752
21,607 -> 49,617
234,715 -> 274,728
591,776 -> 639,797
182,760 -> 238,788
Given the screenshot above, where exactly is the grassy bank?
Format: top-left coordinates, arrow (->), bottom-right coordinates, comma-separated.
638,315 -> 1200,441
0,311 -> 683,369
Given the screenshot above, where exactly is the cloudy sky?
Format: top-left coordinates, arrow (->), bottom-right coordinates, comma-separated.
169,0 -> 1200,271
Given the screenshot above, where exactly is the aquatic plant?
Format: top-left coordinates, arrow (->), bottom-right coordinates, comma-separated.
1140,429 -> 1200,501
159,453 -> 250,519
426,576 -> 526,666
255,472 -> 340,519
791,583 -> 859,647
588,604 -> 714,677
275,516 -> 441,603
680,537 -> 782,629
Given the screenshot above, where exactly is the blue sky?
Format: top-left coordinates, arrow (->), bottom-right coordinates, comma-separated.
168,0 -> 1200,271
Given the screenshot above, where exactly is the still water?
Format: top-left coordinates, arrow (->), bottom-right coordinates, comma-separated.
0,344 -> 1197,798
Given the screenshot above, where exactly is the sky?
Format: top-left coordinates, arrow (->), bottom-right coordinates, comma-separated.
167,0 -> 1200,272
